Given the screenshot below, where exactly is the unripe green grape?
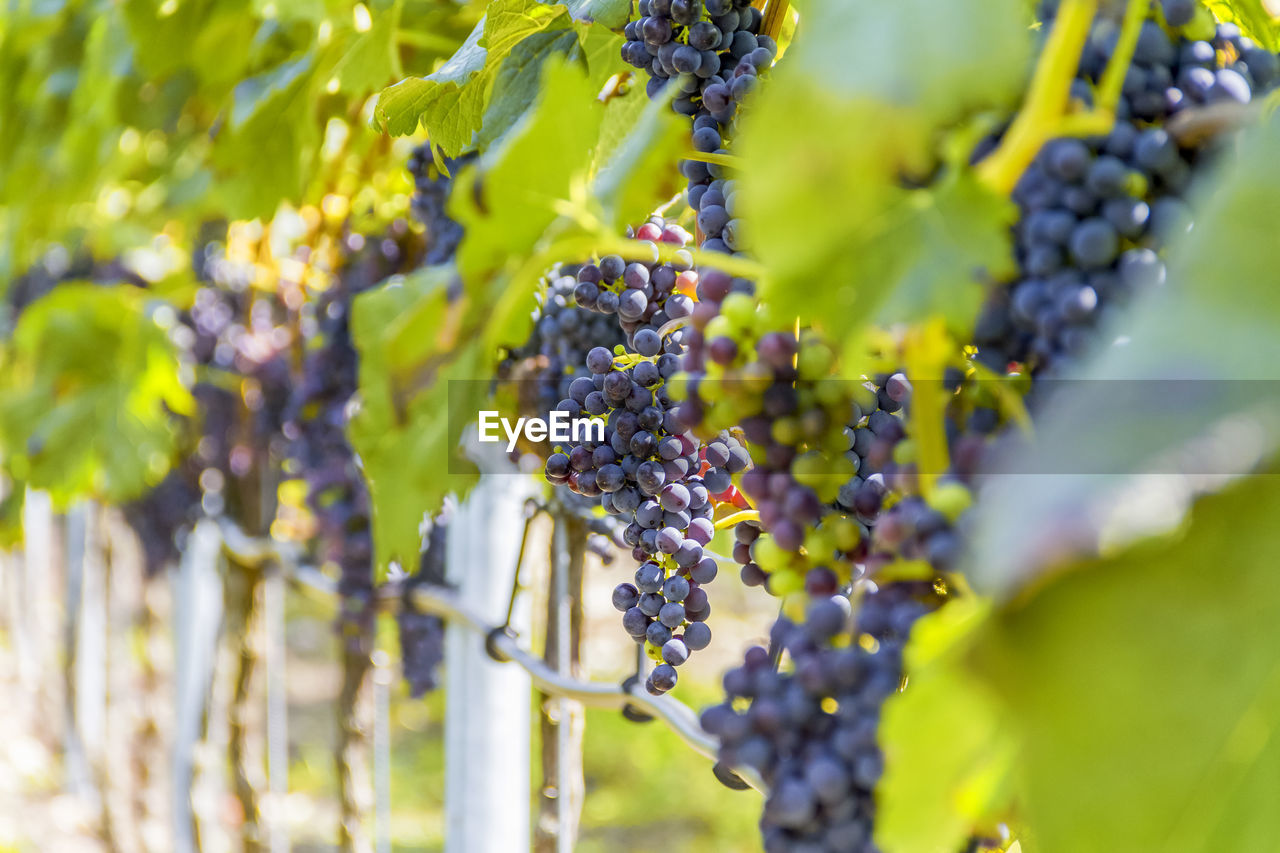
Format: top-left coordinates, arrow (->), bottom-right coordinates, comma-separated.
704,314 -> 732,342
720,292 -> 756,328
768,568 -> 804,597
928,481 -> 973,522
828,515 -> 861,551
892,439 -> 917,466
797,343 -> 833,379
771,416 -> 800,446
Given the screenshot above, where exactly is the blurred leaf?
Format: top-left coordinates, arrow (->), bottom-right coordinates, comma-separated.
349,267 -> 481,576
0,285 -> 192,507
877,597 -> 1014,853
231,54 -> 314,129
331,0 -> 406,94
740,0 -> 1029,346
573,17 -> 629,89
787,0 -> 1032,119
970,468 -> 1280,852
214,53 -> 320,218
965,115 -> 1280,595
872,173 -> 1017,332
452,57 -> 600,299
591,82 -> 686,232
1206,0 -> 1280,50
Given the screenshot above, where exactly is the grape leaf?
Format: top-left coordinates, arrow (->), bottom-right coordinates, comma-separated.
787,0 -> 1032,121
354,61 -> 598,574
213,53 -> 321,219
330,0 -> 405,95
0,285 -> 193,507
547,0 -> 631,29
354,57 -> 681,573
964,115 -> 1280,595
1205,0 -> 1280,51
740,0 -> 1029,348
479,29 -> 582,150
591,83 -> 686,232
877,597 -> 1014,853
348,266 -> 482,576
969,468 -> 1280,852
452,58 -> 601,313
372,0 -> 573,153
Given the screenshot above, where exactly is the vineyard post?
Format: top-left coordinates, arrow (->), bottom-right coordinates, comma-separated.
443,457 -> 534,853
171,518 -> 226,853
264,563 -> 289,853
535,505 -> 586,853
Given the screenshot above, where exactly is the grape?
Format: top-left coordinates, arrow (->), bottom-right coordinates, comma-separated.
613,582 -> 641,611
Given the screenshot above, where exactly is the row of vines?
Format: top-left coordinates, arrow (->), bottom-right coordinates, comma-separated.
6,0 -> 1280,851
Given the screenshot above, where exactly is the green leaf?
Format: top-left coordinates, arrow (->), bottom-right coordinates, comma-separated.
348,267 -> 481,576
452,57 -> 601,302
573,17 -> 629,90
546,0 -> 631,29
330,0 -> 405,95
479,29 -> 582,150
1205,1 -> 1280,51
871,172 -> 1018,333
372,0 -> 572,153
877,597 -> 1014,853
591,83 -> 686,232
964,114 -> 1280,595
230,54 -> 314,129
786,0 -> 1032,120
213,52 -> 320,219
0,285 -> 193,507
739,0 -> 1029,346
970,469 -> 1280,853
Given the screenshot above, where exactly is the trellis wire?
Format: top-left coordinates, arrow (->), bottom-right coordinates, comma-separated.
214,516 -> 765,794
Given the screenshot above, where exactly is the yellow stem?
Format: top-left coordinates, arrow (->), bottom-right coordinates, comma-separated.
762,0 -> 790,42
714,509 -> 759,529
1096,0 -> 1148,114
683,150 -> 741,169
975,0 -> 1099,195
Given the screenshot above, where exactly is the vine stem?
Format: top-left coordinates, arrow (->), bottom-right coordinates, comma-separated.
715,509 -> 760,529
762,0 -> 790,43
683,150 -> 742,168
975,0 -> 1099,194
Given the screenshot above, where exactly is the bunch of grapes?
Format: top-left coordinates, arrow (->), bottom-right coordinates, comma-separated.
499,270 -> 628,434
286,233 -> 418,651
973,14 -> 1280,376
397,509 -> 451,697
546,342 -> 728,692
407,146 -> 477,264
702,584 -> 939,851
621,0 -> 771,122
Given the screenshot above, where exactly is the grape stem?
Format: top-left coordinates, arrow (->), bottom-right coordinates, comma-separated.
761,0 -> 790,42
683,150 -> 742,168
655,315 -> 692,340
714,509 -> 760,529
975,0 -> 1100,195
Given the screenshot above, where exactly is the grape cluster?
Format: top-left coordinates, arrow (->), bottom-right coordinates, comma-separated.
500,270 -> 627,436
397,510 -> 450,697
407,146 -> 476,264
974,14 -> 1280,375
546,342 -> 740,691
621,0 -> 772,122
701,585 -> 938,852
572,216 -> 696,347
